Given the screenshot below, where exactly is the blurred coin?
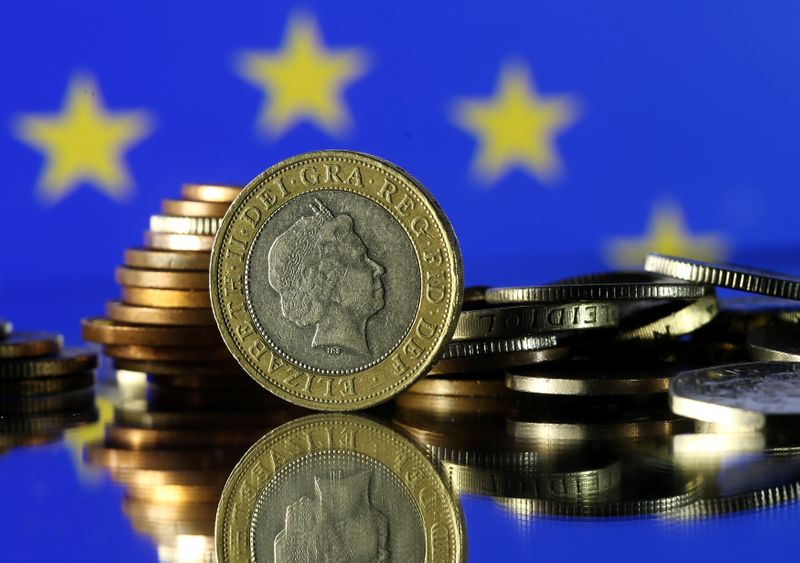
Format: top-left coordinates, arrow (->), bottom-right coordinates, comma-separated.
112,358 -> 241,376
102,344 -> 231,361
124,248 -> 209,271
616,294 -> 718,341
111,468 -> 230,488
149,215 -> 222,235
0,318 -> 12,339
453,301 -> 618,341
694,296 -> 800,341
506,359 -> 673,396
396,392 -> 512,416
124,482 -> 223,504
486,273 -> 709,304
162,199 -> 229,217
216,414 -> 465,563
181,183 -> 241,203
85,444 -> 244,470
406,376 -> 510,397
147,373 -> 255,390
0,371 -> 93,395
105,426 -> 267,450
0,408 -> 97,433
121,287 -> 211,308
0,332 -> 62,359
0,348 -> 97,378
114,267 -> 208,289
645,253 -> 800,299
462,285 -> 489,309
82,317 -> 221,346
106,301 -> 214,326
144,231 -> 214,251
211,151 -> 463,411
147,385 -> 284,409
670,362 -> 800,428
746,324 -> 800,362
113,399 -> 297,429
0,388 -> 95,414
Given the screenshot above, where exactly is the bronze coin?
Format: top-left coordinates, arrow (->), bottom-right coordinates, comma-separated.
0,332 -> 62,359
115,267 -> 208,289
120,287 -> 211,308
161,199 -> 229,217
82,317 -> 222,346
106,301 -> 215,326
181,183 -> 241,203
124,248 -> 210,271
102,344 -> 232,362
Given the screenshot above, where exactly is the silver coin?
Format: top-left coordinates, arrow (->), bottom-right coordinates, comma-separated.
670,362 -> 800,426
747,325 -> 800,362
245,190 -> 420,375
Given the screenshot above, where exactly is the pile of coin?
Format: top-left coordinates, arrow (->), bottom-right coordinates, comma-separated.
0,318 -> 98,449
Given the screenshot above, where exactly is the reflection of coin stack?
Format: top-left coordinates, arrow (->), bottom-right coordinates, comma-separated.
82,183 -> 250,379
83,393 -> 300,561
0,319 -> 99,449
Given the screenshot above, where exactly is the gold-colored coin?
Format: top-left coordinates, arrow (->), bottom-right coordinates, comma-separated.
120,287 -> 211,308
0,332 -> 62,359
395,392 -> 512,416
111,468 -> 230,488
144,231 -> 215,251
162,198 -> 229,217
0,371 -> 93,395
113,399 -> 298,429
106,301 -> 215,326
82,317 -> 222,346
124,482 -> 223,504
181,183 -> 242,203
112,358 -> 241,376
102,344 -> 232,362
210,151 -> 463,411
114,267 -> 208,289
124,248 -> 210,271
105,426 -> 268,449
406,376 -> 510,397
149,215 -> 222,235
0,348 -> 97,378
215,414 -> 465,562
85,443 -> 243,470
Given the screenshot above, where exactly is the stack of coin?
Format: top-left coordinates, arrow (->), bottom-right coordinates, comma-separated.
83,183 -> 256,384
83,381 -> 302,561
0,320 -> 99,448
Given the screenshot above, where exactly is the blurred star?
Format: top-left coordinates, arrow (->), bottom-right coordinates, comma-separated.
606,200 -> 729,267
452,60 -> 580,186
13,72 -> 154,203
234,12 -> 369,138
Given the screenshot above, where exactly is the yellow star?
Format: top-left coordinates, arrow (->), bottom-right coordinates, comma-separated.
233,12 -> 369,138
605,200 -> 730,268
451,60 -> 580,185
12,72 -> 154,203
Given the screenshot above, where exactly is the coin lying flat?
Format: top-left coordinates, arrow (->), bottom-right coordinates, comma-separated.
645,253 -> 800,300
115,267 -> 209,289
215,414 -> 465,563
162,199 -> 229,217
0,348 -> 97,378
0,318 -> 12,339
121,287 -> 211,308
0,388 -> 95,414
113,400 -> 296,429
144,231 -> 215,251
81,317 -> 222,346
453,301 -> 618,341
103,344 -> 232,362
124,248 -> 210,271
506,359 -> 673,396
430,335 -> 569,375
0,371 -> 93,395
0,332 -> 63,359
670,362 -> 800,428
149,215 -> 222,235
746,325 -> 800,362
181,183 -> 241,203
106,301 -> 215,326
211,151 -> 463,411
405,376 -> 511,397
112,358 -> 241,376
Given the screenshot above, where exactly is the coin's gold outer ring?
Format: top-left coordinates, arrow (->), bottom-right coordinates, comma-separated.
210,151 -> 463,411
215,414 -> 466,563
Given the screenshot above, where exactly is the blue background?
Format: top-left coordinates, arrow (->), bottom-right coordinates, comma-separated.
2,1 -> 800,561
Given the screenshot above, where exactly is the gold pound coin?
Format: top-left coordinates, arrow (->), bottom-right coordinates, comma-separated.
106,301 -> 215,326
181,183 -> 241,203
215,414 -> 465,562
162,199 -> 230,217
115,267 -> 208,289
0,332 -> 62,359
210,151 -> 463,411
121,287 -> 211,308
82,317 -> 222,346
124,248 -> 210,271
144,231 -> 215,251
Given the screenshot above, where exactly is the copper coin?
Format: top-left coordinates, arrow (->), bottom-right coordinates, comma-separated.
144,231 -> 214,251
115,267 -> 208,290
82,317 -> 222,346
181,183 -> 241,203
124,482 -> 224,504
124,248 -> 209,271
405,377 -> 510,397
161,199 -> 229,217
105,426 -> 267,449
84,444 -> 243,470
102,344 -> 231,361
112,358 -> 241,376
0,332 -> 62,359
0,348 -> 97,378
0,371 -> 93,395
106,301 -> 214,326
120,287 -> 211,308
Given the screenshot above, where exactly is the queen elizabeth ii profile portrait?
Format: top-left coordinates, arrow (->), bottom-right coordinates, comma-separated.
267,199 -> 386,356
